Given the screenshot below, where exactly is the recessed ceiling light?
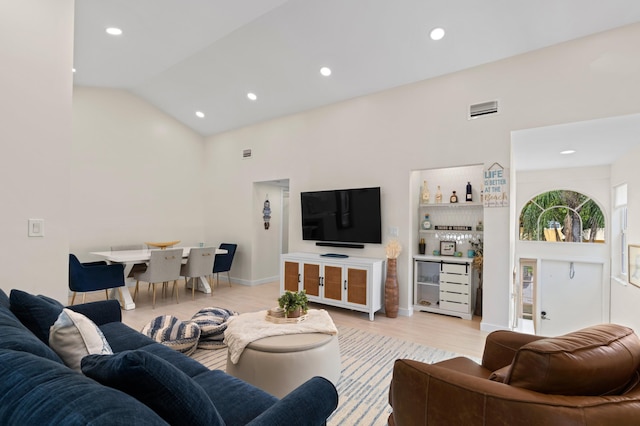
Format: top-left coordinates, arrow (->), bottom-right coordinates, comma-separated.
320,67 -> 332,77
247,92 -> 257,101
72,68 -> 76,73
106,27 -> 123,36
560,150 -> 576,155
430,27 -> 445,41
195,111 -> 205,118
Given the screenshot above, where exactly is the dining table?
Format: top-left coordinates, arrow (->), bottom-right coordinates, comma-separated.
90,246 -> 228,310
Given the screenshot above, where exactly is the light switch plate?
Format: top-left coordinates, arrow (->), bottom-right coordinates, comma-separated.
28,219 -> 44,237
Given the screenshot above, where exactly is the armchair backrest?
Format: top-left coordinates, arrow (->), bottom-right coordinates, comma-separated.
504,324 -> 640,396
182,247 -> 216,277
69,254 -> 124,292
68,254 -> 83,291
213,243 -> 237,274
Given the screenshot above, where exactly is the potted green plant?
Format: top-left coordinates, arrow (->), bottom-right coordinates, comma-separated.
278,290 -> 309,318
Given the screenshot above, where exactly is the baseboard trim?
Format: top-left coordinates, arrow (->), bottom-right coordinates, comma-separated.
397,307 -> 412,317
480,321 -> 509,333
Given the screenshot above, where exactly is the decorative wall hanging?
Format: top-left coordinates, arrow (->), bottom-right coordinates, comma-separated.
262,196 -> 271,230
483,162 -> 509,207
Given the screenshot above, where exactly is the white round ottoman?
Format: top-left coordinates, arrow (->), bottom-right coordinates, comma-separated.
226,333 -> 341,398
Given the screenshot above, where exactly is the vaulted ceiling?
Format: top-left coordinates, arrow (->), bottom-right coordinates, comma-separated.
73,0 -> 640,140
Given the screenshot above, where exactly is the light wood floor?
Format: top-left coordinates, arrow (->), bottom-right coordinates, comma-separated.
72,280 -> 488,359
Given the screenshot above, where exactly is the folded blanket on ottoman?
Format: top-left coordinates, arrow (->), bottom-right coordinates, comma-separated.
224,309 -> 338,364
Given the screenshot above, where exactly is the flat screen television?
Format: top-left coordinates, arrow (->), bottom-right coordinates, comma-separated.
301,187 -> 382,244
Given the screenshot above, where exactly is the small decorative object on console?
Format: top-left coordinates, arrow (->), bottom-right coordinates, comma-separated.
418,238 -> 426,255
266,307 -> 308,324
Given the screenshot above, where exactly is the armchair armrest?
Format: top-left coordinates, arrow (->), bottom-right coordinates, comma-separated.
68,300 -> 122,326
247,377 -> 338,426
482,330 -> 545,371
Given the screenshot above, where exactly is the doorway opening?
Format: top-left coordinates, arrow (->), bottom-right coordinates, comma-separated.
252,179 -> 289,285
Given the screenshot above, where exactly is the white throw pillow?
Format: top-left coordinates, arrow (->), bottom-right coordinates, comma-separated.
49,308 -> 112,371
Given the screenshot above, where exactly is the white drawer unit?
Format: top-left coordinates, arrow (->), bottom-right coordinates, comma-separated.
414,256 -> 474,320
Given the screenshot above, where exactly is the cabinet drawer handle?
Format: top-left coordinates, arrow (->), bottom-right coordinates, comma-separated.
320,276 -> 324,286
298,273 -> 300,283
344,280 -> 347,290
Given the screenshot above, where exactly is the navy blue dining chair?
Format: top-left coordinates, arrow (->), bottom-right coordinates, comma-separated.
69,254 -> 125,305
211,243 -> 237,287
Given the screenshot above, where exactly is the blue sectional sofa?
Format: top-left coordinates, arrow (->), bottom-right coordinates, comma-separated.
0,288 -> 338,425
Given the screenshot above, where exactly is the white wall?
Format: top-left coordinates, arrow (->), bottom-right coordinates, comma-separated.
71,87 -> 206,260
0,0 -> 74,301
203,23 -> 640,331
611,144 -> 640,330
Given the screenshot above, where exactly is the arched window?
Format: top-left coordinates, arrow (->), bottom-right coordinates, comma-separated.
519,190 -> 605,243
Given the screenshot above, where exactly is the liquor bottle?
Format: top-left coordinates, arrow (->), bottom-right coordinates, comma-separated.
421,180 -> 430,204
418,238 -> 426,255
466,182 -> 473,202
450,191 -> 458,203
421,214 -> 431,230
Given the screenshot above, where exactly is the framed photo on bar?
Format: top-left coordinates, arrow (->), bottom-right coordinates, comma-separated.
440,241 -> 456,256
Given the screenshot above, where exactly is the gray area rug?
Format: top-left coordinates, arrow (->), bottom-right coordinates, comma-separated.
192,325 -> 464,426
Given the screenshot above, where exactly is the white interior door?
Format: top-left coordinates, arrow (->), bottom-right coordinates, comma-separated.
538,259 -> 604,336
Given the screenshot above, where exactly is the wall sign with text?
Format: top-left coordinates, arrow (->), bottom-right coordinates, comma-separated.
483,162 -> 509,207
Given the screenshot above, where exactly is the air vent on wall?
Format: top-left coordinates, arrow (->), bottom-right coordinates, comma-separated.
242,148 -> 252,159
469,100 -> 499,119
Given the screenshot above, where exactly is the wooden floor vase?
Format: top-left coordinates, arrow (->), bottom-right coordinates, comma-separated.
385,258 -> 399,318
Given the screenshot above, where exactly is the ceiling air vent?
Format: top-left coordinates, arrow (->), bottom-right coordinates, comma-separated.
469,100 -> 499,119
242,148 -> 252,159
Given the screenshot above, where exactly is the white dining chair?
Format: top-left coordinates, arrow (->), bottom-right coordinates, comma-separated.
133,248 -> 182,308
180,247 -> 216,300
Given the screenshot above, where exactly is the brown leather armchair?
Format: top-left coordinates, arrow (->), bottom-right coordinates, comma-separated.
388,324 -> 640,425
